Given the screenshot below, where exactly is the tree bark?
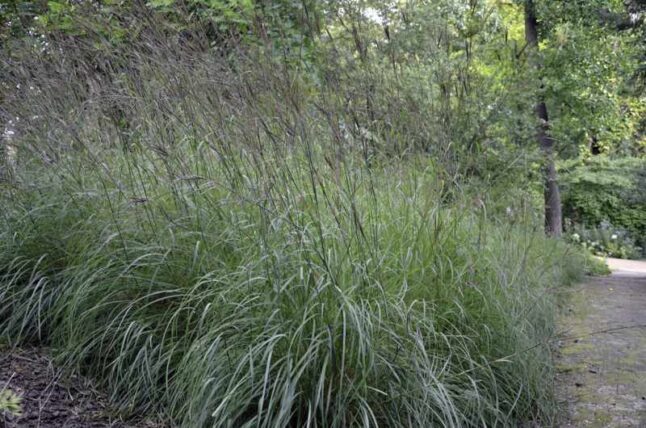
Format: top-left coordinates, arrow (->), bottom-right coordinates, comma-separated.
524,0 -> 563,237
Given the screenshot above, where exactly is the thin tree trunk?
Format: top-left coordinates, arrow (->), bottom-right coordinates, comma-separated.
524,0 -> 563,237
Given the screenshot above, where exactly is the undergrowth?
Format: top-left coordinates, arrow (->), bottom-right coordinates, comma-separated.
0,36 -> 588,427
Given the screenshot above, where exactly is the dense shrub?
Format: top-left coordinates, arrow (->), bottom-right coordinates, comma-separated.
560,156 -> 646,256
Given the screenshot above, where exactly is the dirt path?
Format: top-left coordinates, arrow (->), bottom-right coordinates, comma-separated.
557,258 -> 646,427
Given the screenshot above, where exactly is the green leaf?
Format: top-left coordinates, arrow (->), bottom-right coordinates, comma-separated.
148,0 -> 175,8
47,1 -> 66,13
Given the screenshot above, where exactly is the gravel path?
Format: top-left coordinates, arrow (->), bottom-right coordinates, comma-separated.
557,258 -> 646,427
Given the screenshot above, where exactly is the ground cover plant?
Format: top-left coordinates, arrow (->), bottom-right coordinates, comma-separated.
1,0 -> 642,426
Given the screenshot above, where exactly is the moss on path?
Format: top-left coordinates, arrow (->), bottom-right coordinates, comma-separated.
557,258 -> 646,427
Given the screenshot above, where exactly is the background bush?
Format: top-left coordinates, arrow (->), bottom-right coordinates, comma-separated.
561,156 -> 646,257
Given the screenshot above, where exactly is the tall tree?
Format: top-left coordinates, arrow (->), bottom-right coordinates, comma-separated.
524,0 -> 562,237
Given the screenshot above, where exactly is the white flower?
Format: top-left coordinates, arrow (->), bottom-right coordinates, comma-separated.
611,234 -> 618,240
571,233 -> 580,241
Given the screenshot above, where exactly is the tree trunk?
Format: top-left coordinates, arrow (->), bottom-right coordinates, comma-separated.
524,0 -> 563,237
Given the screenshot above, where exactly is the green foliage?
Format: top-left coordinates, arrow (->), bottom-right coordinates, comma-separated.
0,389 -> 22,417
538,4 -> 645,158
560,156 -> 646,255
0,33 -> 588,425
581,253 -> 612,276
567,222 -> 642,260
0,153 -> 584,426
33,0 -> 132,41
1,0 -> 643,424
4,0 -> 643,160
147,0 -> 255,32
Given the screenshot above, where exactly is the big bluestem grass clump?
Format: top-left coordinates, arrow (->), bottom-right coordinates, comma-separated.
0,36 -> 586,427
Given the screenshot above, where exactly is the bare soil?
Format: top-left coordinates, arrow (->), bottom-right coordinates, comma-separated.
557,258 -> 646,427
0,347 -> 155,428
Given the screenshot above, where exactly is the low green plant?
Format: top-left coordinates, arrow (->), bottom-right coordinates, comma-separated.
581,253 -> 612,276
566,221 -> 642,260
0,388 -> 22,417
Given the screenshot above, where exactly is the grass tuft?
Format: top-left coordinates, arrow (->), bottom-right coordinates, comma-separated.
0,37 -> 586,426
